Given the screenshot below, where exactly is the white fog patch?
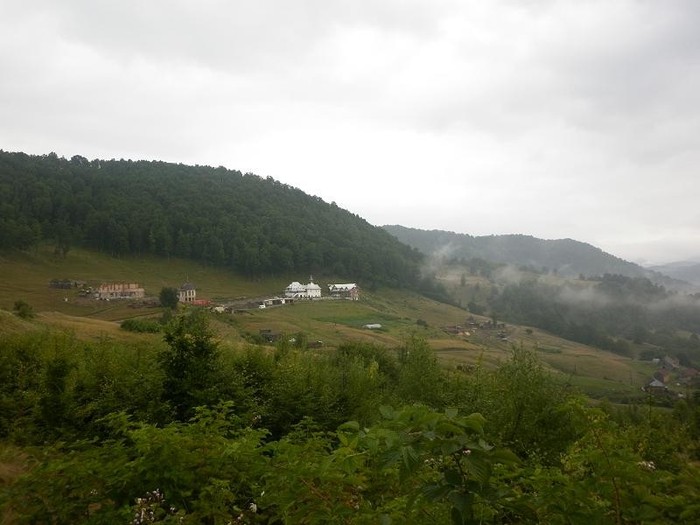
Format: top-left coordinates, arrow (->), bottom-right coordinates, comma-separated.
492,265 -> 528,286
423,243 -> 456,276
557,284 -> 612,308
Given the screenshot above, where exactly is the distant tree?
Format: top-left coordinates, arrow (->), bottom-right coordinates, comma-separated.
467,301 -> 485,315
53,220 -> 72,258
159,287 -> 179,309
13,300 -> 34,319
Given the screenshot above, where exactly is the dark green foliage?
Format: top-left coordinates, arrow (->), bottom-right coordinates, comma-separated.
158,286 -> 179,309
485,347 -> 584,463
467,300 -> 485,315
0,336 -> 43,440
0,150 -> 422,287
490,276 -> 700,362
12,300 -> 34,319
3,405 -> 270,524
120,318 -> 161,333
159,312 -> 221,421
37,357 -> 75,438
396,336 -> 444,406
2,328 -> 700,523
6,400 -> 699,524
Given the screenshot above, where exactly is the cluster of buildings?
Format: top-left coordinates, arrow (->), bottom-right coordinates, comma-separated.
257,279 -> 359,308
283,279 -> 359,301
90,282 -> 197,303
57,275 -> 359,309
95,282 -> 145,300
644,355 -> 699,396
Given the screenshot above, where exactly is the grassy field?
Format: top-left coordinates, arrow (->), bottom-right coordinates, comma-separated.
0,246 -> 287,321
0,247 -> 658,398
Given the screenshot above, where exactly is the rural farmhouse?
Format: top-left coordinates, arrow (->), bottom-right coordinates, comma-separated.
328,283 -> 359,300
179,282 -> 196,303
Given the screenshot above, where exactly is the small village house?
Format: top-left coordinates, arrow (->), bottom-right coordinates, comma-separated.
644,379 -> 668,395
328,283 -> 360,300
96,282 -> 145,300
179,282 -> 196,303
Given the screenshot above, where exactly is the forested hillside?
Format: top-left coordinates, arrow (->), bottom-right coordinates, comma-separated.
384,225 -> 647,279
488,273 -> 700,363
0,150 -> 421,287
651,260 -> 700,287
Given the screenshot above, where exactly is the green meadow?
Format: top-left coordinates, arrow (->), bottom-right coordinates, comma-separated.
0,246 -> 659,400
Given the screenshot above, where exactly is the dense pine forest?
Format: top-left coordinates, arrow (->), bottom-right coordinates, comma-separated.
0,150 -> 422,287
488,274 -> 700,363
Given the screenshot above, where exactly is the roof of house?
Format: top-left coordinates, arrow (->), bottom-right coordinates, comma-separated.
648,379 -> 666,388
306,282 -> 321,290
329,283 -> 357,290
286,281 -> 305,290
180,282 -> 196,291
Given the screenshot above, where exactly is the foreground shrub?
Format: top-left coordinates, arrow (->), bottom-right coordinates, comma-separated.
120,318 -> 161,333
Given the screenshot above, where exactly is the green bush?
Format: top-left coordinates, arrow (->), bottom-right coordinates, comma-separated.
120,318 -> 161,333
13,300 -> 34,319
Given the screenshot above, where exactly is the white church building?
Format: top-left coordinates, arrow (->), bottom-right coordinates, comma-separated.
284,278 -> 322,299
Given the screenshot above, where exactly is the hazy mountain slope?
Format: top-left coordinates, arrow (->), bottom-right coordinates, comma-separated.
383,225 -> 645,278
649,261 -> 700,286
0,150 -> 422,287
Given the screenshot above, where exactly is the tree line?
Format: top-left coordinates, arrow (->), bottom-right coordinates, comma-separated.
487,274 -> 700,363
0,150 -> 422,287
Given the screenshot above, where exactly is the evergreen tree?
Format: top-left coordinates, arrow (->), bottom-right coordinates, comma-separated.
159,312 -> 221,421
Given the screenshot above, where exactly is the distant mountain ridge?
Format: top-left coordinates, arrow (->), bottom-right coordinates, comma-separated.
649,261 -> 700,286
383,225 -> 680,283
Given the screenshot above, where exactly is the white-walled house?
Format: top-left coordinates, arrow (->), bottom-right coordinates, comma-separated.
285,281 -> 305,298
328,283 -> 359,300
306,281 -> 322,298
179,282 -> 196,303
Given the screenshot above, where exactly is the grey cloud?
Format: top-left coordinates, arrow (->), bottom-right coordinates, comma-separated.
1,0 -> 698,263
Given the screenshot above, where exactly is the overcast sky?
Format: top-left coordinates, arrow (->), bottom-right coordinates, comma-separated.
1,0 -> 699,264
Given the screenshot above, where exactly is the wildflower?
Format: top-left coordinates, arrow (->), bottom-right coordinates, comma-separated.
637,460 -> 656,471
